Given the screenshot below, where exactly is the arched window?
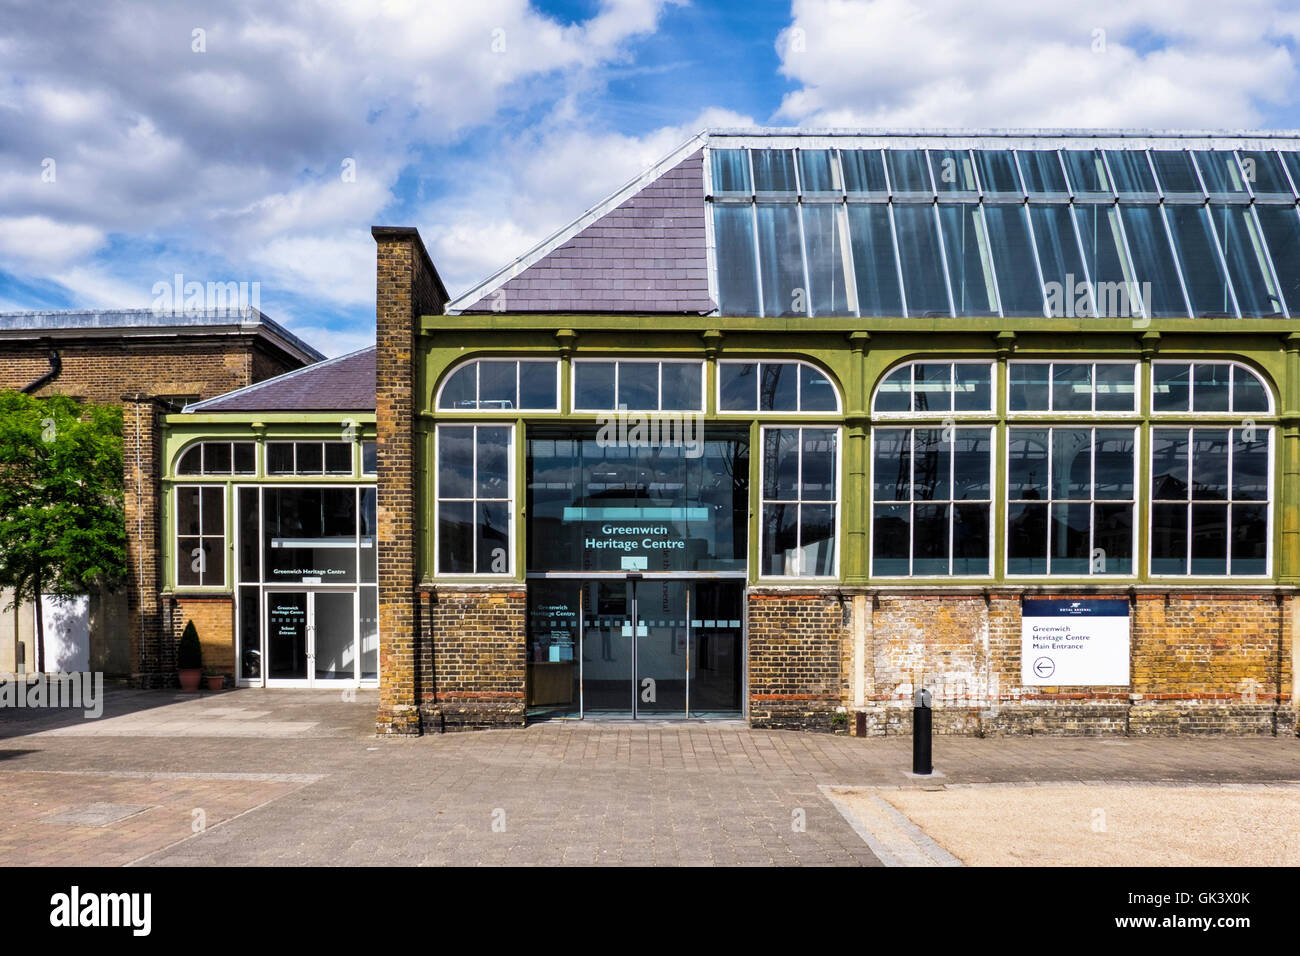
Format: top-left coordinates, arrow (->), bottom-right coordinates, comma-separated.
1150,360 -> 1273,415
718,359 -> 841,413
437,358 -> 560,412
175,440 -> 256,476
872,360 -> 995,415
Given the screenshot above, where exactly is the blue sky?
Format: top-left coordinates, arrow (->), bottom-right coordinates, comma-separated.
2,0 -> 1298,355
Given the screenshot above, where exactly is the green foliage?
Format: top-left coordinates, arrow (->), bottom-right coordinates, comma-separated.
0,390 -> 127,612
177,620 -> 202,670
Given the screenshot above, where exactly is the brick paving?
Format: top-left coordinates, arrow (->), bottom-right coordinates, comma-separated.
1,688 -> 1298,866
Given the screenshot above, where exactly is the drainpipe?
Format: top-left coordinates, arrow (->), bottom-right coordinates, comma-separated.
20,345 -> 62,394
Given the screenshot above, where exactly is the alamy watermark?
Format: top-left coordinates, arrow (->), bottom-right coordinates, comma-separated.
0,671 -> 103,718
151,273 -> 261,315
595,406 -> 704,458
1045,275 -> 1152,321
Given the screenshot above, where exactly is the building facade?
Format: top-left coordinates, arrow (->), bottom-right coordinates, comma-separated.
375,130 -> 1300,737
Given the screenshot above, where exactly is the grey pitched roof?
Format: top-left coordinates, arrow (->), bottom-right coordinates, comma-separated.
0,307 -> 325,363
185,346 -> 375,413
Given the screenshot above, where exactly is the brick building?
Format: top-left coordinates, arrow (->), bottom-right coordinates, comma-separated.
374,129 -> 1300,737
0,309 -> 322,683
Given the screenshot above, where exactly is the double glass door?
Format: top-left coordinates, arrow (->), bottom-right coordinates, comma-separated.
265,589 -> 359,684
527,578 -> 744,718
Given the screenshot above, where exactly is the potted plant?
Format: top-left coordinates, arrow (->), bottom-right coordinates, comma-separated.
177,620 -> 202,691
204,669 -> 224,691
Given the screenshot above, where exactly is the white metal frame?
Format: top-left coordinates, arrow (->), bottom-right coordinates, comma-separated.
569,357 -> 707,412
434,357 -> 562,413
174,439 -> 258,477
173,483 -> 227,589
432,422 -> 517,578
871,359 -> 998,418
1149,360 -> 1276,416
715,358 -> 843,415
756,424 -> 842,582
1006,360 -> 1141,417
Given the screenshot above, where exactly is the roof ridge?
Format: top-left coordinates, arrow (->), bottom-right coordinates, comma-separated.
184,344 -> 375,412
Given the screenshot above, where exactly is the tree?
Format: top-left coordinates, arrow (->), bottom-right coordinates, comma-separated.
0,391 -> 126,673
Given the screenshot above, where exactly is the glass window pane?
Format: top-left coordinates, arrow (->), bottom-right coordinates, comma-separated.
756,203 -> 805,317
475,427 -> 511,498
1238,150 -> 1292,198
1029,204 -> 1088,318
953,363 -> 992,412
874,365 -> 911,413
1232,429 -> 1269,501
267,443 -> 294,475
201,537 -> 225,587
892,204 -> 950,316
437,428 -> 474,498
1190,428 -> 1230,500
362,441 -> 377,475
177,537 -> 201,587
1283,153 -> 1300,196
360,488 -> 377,583
874,429 -> 910,501
929,149 -> 975,191
439,364 -> 477,410
872,504 -> 910,575
797,149 -> 836,193
1048,501 -> 1092,574
1094,502 -> 1133,573
617,362 -> 658,410
177,486 -> 201,536
1052,363 -> 1092,412
911,428 -> 951,502
1008,429 -> 1048,499
719,363 -> 756,411
1118,204 -> 1188,317
752,149 -> 797,192
973,150 -> 1021,194
1105,150 -> 1156,195
800,429 -> 837,501
324,443 -> 352,474
952,429 -> 991,499
1073,204 -> 1135,317
886,150 -> 930,193
912,503 -> 949,574
983,204 -> 1043,316
475,501 -> 510,573
1193,364 -> 1231,412
233,442 -> 255,474
758,363 -> 798,412
1194,151 -> 1246,196
1190,502 -> 1229,574
204,442 -> 232,474
1018,151 -> 1068,195
1152,364 -> 1190,412
1009,363 -> 1049,411
1231,503 -> 1268,574
1233,366 -> 1269,413
801,204 -> 850,316
1007,502 -> 1048,574
800,363 -> 838,411
1255,205 -> 1300,315
711,148 -> 751,193
238,487 -> 259,582
846,204 -> 903,317
1150,150 -> 1201,195
913,363 -> 951,413
479,361 -> 516,409
1165,205 -> 1234,316
292,442 -> 321,474
1210,205 -> 1283,317
518,361 -> 557,410
841,149 -> 888,194
799,503 -> 836,575
1151,428 -> 1189,500
1052,428 -> 1093,499
953,503 -> 990,574
1094,363 -> 1136,412
660,363 -> 702,411
761,503 -> 797,576
1094,431 -> 1134,500
438,500 -> 474,573
938,204 -> 997,316
573,362 -> 615,409
1062,149 -> 1110,195
763,429 -> 799,500
713,205 -> 760,315
177,445 -> 202,475
1151,502 -> 1188,574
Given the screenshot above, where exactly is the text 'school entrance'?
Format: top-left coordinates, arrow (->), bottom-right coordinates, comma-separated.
527,578 -> 744,718
264,589 -> 361,685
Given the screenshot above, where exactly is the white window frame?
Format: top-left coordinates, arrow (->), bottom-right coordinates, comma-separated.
433,423 -> 517,578
868,425 -> 996,578
1147,425 -> 1274,578
265,440 -> 356,477
174,484 -> 227,589
1149,360 -> 1275,416
757,424 -> 841,581
871,359 -> 998,418
175,440 -> 257,476
570,358 -> 707,412
435,358 -> 561,413
716,358 -> 842,415
1004,425 -> 1140,579
1006,360 -> 1141,417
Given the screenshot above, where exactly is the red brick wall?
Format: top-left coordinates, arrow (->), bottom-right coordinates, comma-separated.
419,586 -> 527,730
748,590 -> 848,730
168,596 -> 235,677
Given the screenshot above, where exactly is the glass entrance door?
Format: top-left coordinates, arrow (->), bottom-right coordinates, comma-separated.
526,578 -> 744,718
264,590 -> 359,685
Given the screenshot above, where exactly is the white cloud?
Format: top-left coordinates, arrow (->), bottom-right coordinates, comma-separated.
775,0 -> 1298,128
0,216 -> 104,269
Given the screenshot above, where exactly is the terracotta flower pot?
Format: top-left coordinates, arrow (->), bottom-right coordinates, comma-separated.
205,675 -> 224,691
178,668 -> 202,692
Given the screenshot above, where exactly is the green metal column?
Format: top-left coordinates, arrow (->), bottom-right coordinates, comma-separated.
844,332 -> 870,584
1282,334 -> 1300,585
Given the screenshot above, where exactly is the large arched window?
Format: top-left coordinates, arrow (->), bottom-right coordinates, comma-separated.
718,359 -> 841,414
437,358 -> 560,412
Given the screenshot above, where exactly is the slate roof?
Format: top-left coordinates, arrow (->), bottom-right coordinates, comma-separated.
185,346 -> 375,413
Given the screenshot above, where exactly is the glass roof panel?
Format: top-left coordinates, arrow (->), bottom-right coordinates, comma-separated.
846,205 -> 903,317
886,149 -> 932,194
1165,204 -> 1235,317
1210,205 -> 1284,317
752,149 -> 798,193
1193,151 -> 1247,197
1062,149 -> 1112,196
713,204 -> 760,315
1018,150 -> 1068,195
929,149 -> 977,192
972,149 -> 1022,194
1106,150 -> 1157,195
1237,150 -> 1293,198
841,149 -> 888,194
711,149 -> 751,194
1281,152 -> 1300,196
983,203 -> 1045,316
1255,205 -> 1300,315
938,204 -> 998,316
1029,204 -> 1089,317
1150,150 -> 1202,196
798,149 -> 838,194
892,204 -> 950,316
801,204 -> 851,316
755,202 -> 805,315
1073,204 -> 1134,316
1117,204 -> 1189,317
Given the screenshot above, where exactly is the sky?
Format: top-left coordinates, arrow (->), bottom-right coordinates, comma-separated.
2,0 -> 1299,355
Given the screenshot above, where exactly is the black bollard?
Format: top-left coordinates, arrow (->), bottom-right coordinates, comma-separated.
912,688 -> 932,775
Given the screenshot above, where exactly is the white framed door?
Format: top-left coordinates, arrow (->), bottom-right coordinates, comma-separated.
263,589 -> 359,686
